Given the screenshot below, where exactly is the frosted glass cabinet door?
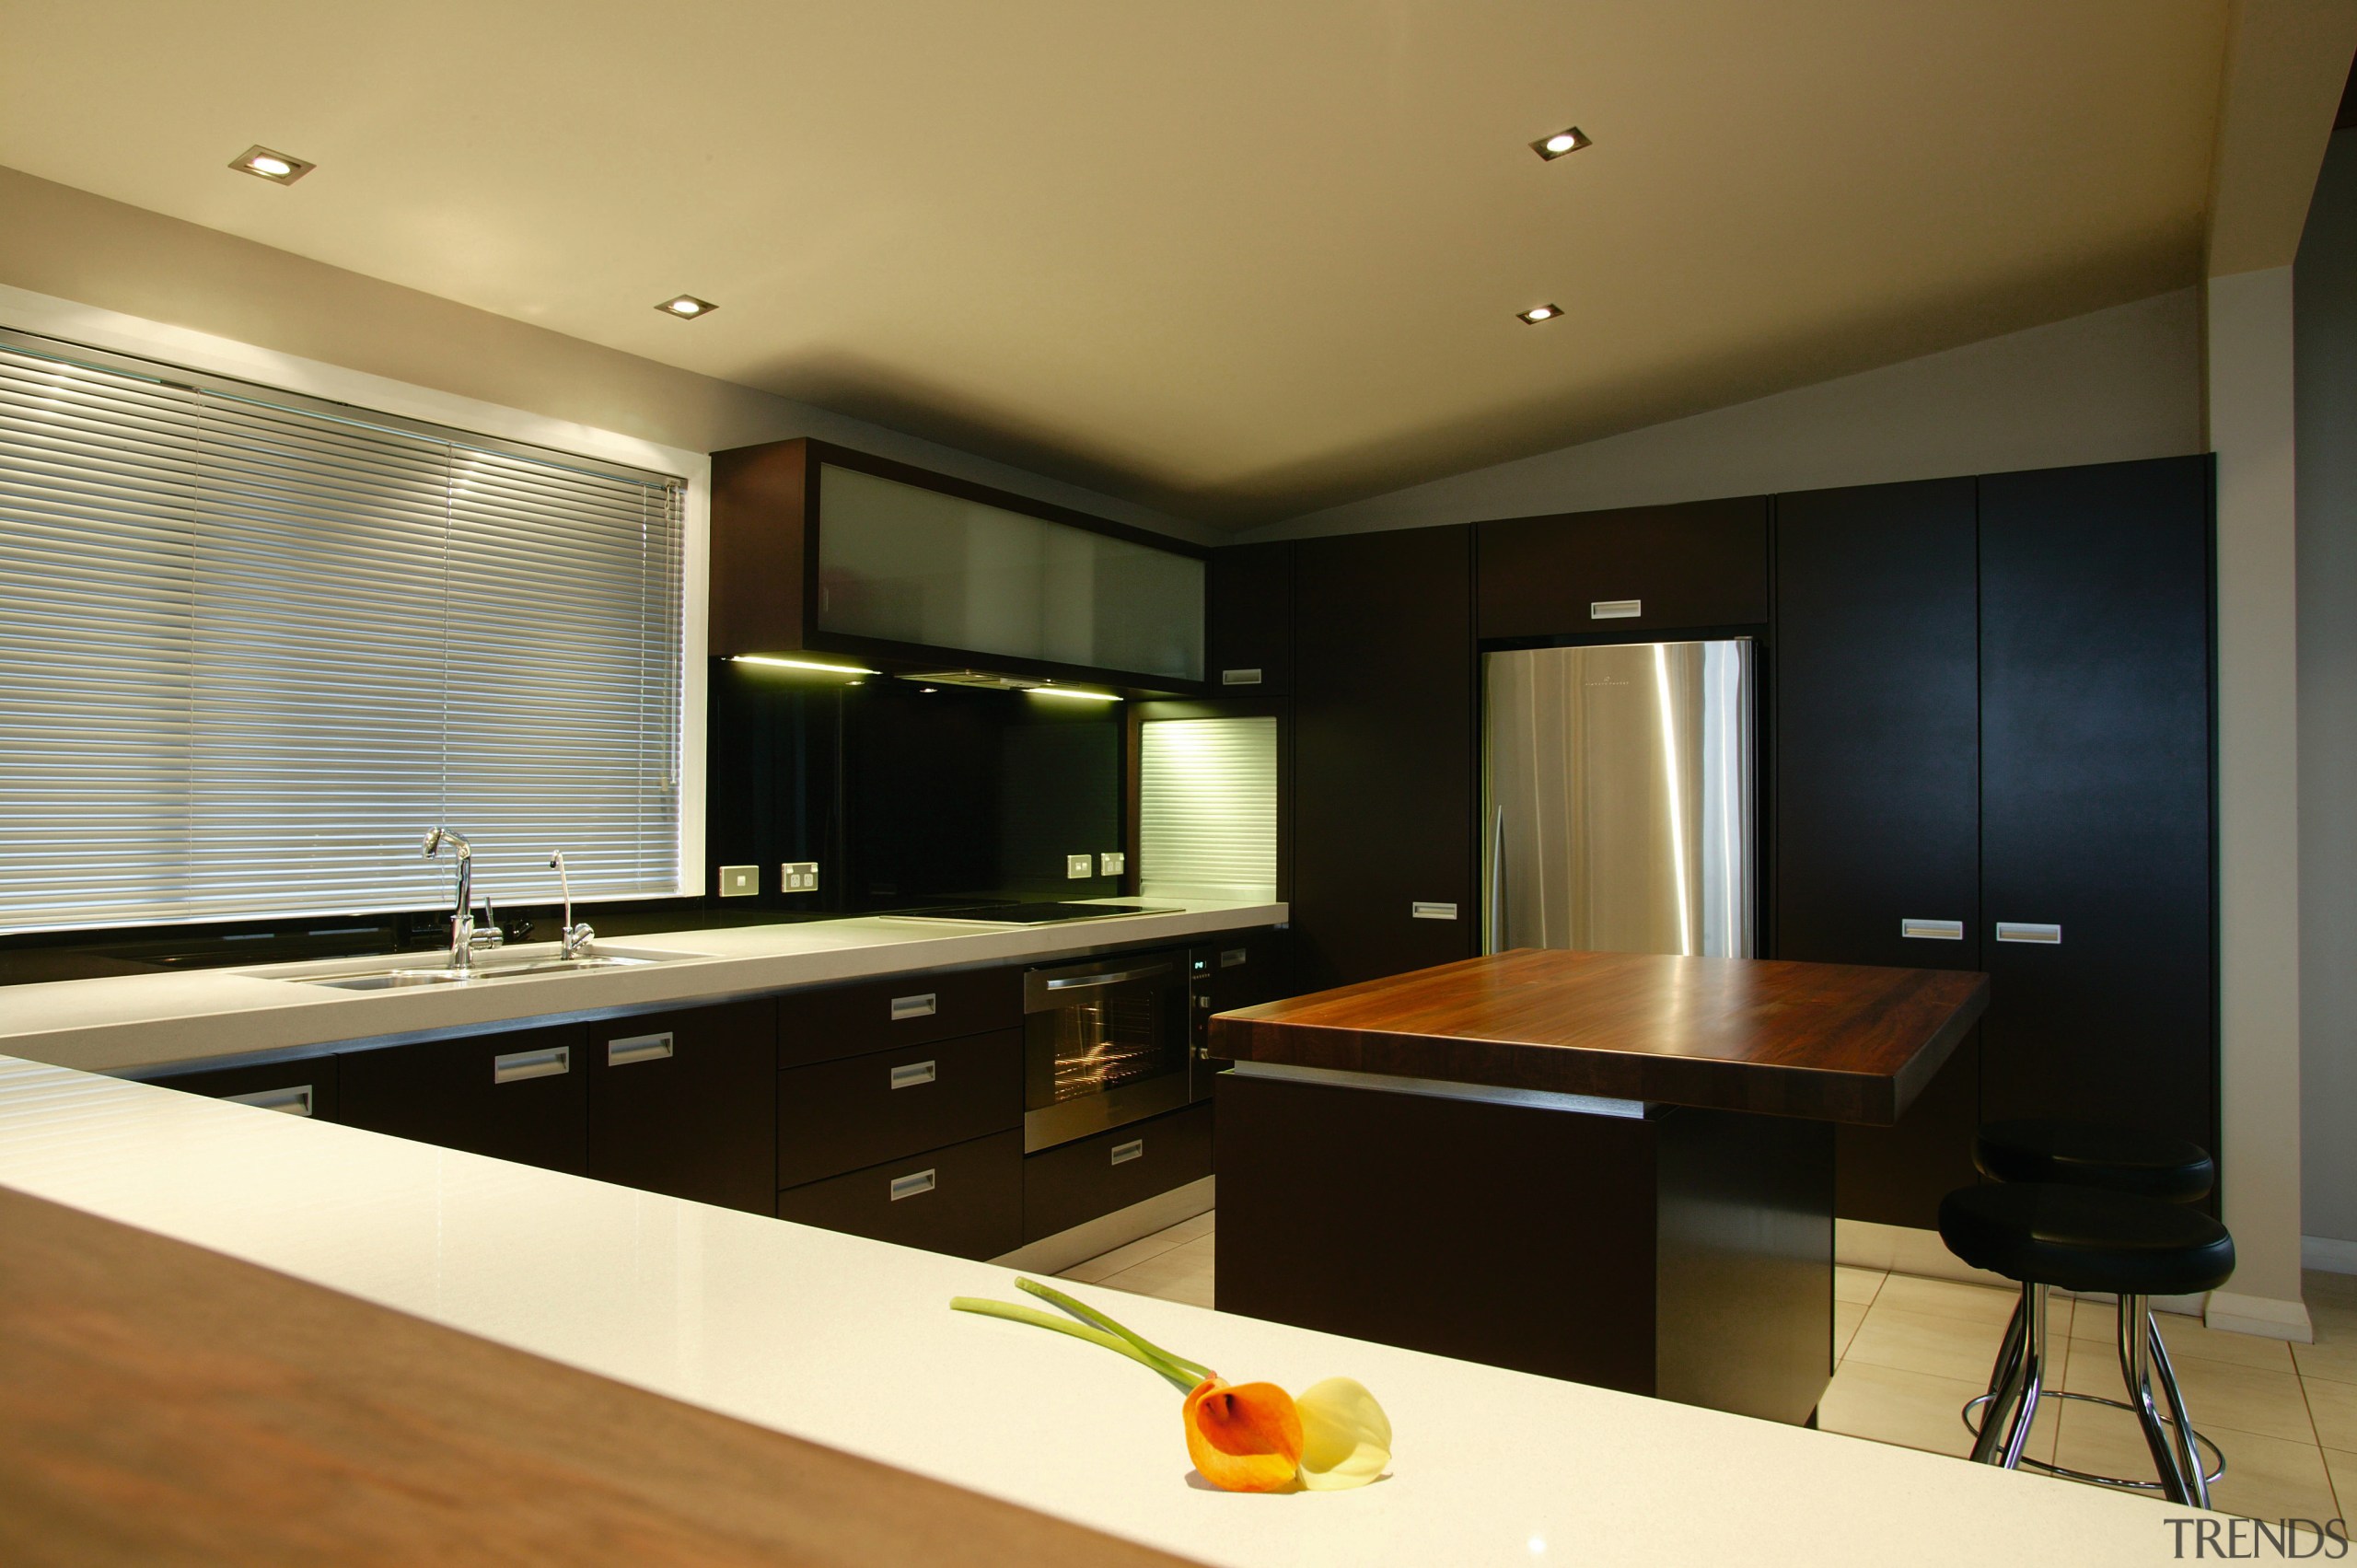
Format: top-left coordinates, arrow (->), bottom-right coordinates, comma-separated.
815,464 -> 1204,681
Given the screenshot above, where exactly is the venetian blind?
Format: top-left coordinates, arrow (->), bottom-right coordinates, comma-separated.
0,330 -> 685,934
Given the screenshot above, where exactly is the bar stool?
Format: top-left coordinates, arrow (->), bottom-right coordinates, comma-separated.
1968,1120 -> 2223,1501
1940,1182 -> 2235,1507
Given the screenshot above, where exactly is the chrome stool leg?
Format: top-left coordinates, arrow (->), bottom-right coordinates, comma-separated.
1971,1282 -> 2034,1464
2147,1310 -> 2212,1510
1995,1282 -> 2050,1470
2118,1293 -> 2197,1506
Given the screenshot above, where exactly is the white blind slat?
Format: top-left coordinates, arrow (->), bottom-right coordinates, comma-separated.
0,331 -> 686,934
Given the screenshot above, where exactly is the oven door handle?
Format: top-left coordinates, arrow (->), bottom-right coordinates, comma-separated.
1039,961 -> 1177,993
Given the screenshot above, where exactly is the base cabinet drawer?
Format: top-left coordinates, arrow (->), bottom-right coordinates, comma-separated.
1023,1102 -> 1213,1243
778,1028 -> 1019,1189
779,967 -> 1022,1069
776,1131 -> 1021,1260
340,1023 -> 588,1175
588,1000 -> 778,1214
143,1057 -> 339,1121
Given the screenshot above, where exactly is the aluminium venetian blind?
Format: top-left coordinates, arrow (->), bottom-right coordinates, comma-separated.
0,330 -> 685,934
1138,715 -> 1277,900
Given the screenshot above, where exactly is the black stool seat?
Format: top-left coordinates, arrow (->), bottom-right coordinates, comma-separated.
1975,1119 -> 2215,1204
1940,1183 -> 2235,1297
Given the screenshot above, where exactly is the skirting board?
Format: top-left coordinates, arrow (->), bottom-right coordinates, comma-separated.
2305,1235 -> 2357,1276
993,1176 -> 1216,1276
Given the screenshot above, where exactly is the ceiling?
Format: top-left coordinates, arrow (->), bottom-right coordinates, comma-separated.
0,2 -> 2228,528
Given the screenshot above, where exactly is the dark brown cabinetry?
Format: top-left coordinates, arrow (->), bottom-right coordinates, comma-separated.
1205,541 -> 1295,694
777,1028 -> 1021,1189
1291,525 -> 1477,991
778,966 -> 1022,1069
1978,457 -> 2215,1158
1773,478 -> 1985,1228
142,1055 -> 339,1121
775,1129 -> 1024,1260
1022,1100 -> 1213,1242
340,1022 -> 589,1175
1476,496 -> 1770,639
586,1000 -> 778,1214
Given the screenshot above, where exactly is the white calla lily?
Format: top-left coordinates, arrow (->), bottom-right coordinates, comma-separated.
1295,1376 -> 1392,1490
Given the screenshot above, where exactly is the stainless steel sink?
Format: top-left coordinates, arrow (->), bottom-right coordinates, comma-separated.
290,949 -> 698,991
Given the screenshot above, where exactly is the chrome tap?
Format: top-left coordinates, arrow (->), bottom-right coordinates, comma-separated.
549,849 -> 595,959
423,828 -> 502,970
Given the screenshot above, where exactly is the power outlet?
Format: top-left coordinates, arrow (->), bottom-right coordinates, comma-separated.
717,865 -> 759,898
780,861 -> 819,893
1098,852 -> 1126,876
1065,854 -> 1093,879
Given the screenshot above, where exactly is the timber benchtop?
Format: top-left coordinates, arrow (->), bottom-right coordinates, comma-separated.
1209,948 -> 1990,1126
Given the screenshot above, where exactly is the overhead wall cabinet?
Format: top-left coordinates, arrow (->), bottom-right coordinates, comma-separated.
710,438 -> 1209,694
1477,495 -> 1770,640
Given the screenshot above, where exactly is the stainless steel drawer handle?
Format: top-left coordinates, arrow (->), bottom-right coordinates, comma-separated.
889,1060 -> 937,1090
888,1168 -> 936,1201
1996,922 -> 2062,945
1110,1139 -> 1144,1167
1590,598 -> 1643,620
890,993 -> 936,1021
1219,947 -> 1248,968
225,1085 -> 313,1117
1411,901 -> 1458,921
606,1031 -> 674,1066
493,1045 -> 571,1084
1901,919 -> 1965,941
1043,962 -> 1176,991
1221,668 -> 1264,686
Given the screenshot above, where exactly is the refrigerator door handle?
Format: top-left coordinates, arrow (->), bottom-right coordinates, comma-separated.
1488,804 -> 1507,954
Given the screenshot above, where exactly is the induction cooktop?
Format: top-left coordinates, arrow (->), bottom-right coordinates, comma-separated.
882,901 -> 1178,925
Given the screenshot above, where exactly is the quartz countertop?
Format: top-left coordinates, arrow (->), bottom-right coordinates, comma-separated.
0,899 -> 1284,1077
0,1054 -> 2192,1567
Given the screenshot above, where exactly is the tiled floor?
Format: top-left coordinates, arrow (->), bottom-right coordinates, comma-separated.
1063,1214 -> 2357,1524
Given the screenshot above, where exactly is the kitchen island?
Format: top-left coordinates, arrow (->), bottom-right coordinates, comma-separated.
1209,948 -> 1989,1425
0,1052 -> 2188,1567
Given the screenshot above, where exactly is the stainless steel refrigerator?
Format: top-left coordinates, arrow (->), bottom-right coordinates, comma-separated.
1482,639 -> 1756,958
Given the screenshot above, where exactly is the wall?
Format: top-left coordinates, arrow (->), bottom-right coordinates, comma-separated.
1245,289 -> 2203,539
0,165 -> 1212,547
2298,129 -> 2357,1263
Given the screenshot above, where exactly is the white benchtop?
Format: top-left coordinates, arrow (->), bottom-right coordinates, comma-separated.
0,899 -> 1284,1077
0,1055 -> 2191,1566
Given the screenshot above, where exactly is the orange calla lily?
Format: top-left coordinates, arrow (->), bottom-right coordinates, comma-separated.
1182,1376 -> 1305,1493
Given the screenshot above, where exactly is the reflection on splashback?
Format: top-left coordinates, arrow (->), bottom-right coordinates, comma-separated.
706,661 -> 1124,913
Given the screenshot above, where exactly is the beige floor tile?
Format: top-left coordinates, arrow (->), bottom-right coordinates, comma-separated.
1835,1299 -> 1869,1360
2062,1347 -> 2315,1445
1094,1234 -> 1216,1308
2050,1400 -> 2332,1524
1834,1266 -> 1886,1307
2065,1302 -> 2298,1373
2323,1447 -> 2357,1517
1057,1217 -> 1205,1283
2293,1336 -> 2357,1386
1159,1209 -> 1216,1245
1873,1272 -> 2023,1329
1843,1301 -> 2030,1387
2305,1270 -> 2357,1314
2303,1374 -> 2357,1452
1819,1360 -> 2056,1462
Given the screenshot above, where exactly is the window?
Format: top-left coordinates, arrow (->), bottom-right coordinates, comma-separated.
0,329 -> 686,935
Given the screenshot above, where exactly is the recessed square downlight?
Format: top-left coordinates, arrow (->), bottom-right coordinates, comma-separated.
229,145 -> 314,184
656,295 -> 717,319
1516,304 -> 1564,324
1531,126 -> 1591,161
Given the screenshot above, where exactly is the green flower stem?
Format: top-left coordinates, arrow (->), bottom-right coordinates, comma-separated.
1015,1276 -> 1215,1385
950,1296 -> 1199,1392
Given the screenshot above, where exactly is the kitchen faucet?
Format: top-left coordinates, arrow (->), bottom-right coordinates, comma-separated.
422,828 -> 503,970
549,850 -> 596,959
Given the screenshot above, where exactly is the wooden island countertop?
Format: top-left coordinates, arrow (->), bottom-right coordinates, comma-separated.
1209,948 -> 1989,1126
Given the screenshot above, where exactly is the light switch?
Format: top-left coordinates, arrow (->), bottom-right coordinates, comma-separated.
1066,854 -> 1093,879
780,861 -> 819,893
1098,852 -> 1125,875
718,865 -> 758,897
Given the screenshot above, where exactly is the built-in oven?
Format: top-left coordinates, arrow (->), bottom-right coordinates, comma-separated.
1022,945 -> 1206,1151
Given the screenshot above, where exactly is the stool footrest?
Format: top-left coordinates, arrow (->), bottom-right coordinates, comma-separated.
1962,1388 -> 2225,1491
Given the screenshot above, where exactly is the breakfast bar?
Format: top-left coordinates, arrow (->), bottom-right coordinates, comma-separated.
1208,949 -> 1990,1424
